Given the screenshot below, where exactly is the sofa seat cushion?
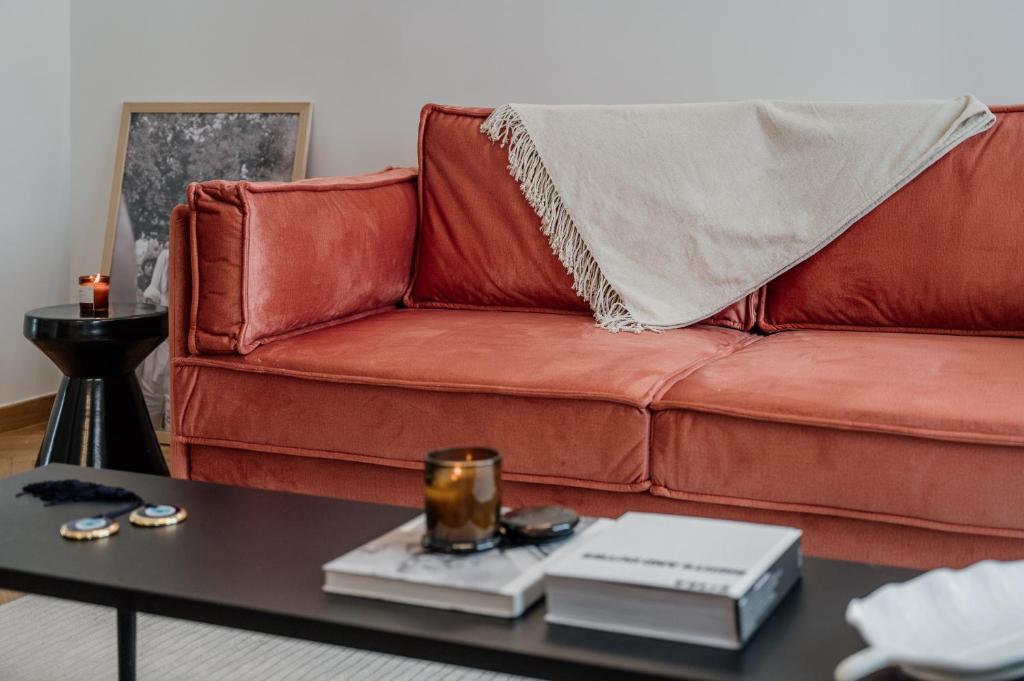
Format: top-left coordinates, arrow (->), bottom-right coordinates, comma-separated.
651,330 -> 1024,537
174,308 -> 751,492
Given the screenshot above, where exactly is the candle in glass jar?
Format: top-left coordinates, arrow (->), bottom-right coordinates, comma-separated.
423,447 -> 502,553
78,274 -> 110,315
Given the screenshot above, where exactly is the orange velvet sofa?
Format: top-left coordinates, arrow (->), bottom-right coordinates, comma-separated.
170,103 -> 1024,570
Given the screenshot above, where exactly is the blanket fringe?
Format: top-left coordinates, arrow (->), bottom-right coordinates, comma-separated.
481,105 -> 649,334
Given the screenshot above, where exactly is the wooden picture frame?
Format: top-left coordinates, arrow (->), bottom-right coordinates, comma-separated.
102,101 -> 311,272
103,102 -> 312,441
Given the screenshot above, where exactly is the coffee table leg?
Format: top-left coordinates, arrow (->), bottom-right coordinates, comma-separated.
118,608 -> 136,681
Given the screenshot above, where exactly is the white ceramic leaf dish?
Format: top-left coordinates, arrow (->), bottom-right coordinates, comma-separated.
834,560 -> 1024,681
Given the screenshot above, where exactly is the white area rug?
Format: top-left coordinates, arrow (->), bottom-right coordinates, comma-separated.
0,595 -> 536,680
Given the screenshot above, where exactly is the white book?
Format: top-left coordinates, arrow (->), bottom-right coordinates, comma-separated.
323,515 -> 612,618
544,512 -> 802,649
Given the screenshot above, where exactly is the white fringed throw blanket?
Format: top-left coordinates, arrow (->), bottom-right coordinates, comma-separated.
481,97 -> 994,332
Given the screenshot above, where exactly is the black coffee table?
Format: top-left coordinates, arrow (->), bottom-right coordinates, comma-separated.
0,465 -> 912,681
23,304 -> 168,475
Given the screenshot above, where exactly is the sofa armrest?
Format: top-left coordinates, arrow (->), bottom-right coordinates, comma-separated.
169,204 -> 192,360
179,167 -> 417,355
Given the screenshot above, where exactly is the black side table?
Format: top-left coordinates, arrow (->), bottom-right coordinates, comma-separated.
23,304 -> 169,475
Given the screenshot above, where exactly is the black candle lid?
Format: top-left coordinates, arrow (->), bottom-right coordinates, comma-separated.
501,506 -> 579,543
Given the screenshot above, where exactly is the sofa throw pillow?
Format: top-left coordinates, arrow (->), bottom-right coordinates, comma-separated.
188,168 -> 418,354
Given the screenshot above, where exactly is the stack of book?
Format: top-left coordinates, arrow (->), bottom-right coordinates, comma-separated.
323,511 -> 801,648
323,515 -> 610,618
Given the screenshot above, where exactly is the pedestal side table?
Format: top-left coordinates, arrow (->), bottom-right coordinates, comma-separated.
23,303 -> 169,475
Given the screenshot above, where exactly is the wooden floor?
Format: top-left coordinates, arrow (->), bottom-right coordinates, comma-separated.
0,422 -> 45,479
0,422 -> 171,604
0,423 -> 172,478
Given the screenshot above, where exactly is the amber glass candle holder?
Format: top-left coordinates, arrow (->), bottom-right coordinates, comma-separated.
422,447 -> 502,554
78,274 -> 110,315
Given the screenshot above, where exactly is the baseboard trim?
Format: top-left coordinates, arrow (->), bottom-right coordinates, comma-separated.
0,394 -> 55,433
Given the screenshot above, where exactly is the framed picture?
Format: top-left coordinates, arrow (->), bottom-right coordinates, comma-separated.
103,101 -> 312,438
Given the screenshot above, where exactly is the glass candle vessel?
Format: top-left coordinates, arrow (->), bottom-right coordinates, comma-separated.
78,274 -> 110,315
422,447 -> 502,553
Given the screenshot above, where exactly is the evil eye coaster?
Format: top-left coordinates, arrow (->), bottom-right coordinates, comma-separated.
60,516 -> 120,541
129,504 -> 188,528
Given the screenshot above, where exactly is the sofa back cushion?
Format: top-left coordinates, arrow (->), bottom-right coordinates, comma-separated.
760,104 -> 1024,337
406,104 -> 587,313
188,168 -> 417,354
406,104 -> 756,330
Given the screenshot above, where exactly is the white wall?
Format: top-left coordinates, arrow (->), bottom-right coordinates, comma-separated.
67,0 -> 1024,287
0,0 -> 70,406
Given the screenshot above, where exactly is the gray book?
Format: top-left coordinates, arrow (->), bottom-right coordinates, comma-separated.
323,515 -> 611,618
544,512 -> 802,649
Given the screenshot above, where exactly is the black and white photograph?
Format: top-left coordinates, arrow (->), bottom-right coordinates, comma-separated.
104,102 -> 311,433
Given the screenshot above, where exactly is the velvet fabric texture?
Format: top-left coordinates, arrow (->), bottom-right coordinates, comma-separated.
185,445 -> 1024,570
170,104 -> 1024,570
407,105 -> 586,314
761,105 -> 1024,336
173,309 -> 749,491
652,330 -> 1024,534
188,168 -> 418,354
169,204 -> 192,479
405,104 -> 755,329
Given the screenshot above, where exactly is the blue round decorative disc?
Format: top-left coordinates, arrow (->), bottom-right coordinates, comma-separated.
60,516 -> 119,541
76,517 -> 107,530
129,504 -> 188,527
146,505 -> 177,517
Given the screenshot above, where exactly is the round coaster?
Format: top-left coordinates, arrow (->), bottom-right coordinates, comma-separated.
60,516 -> 120,541
129,504 -> 188,528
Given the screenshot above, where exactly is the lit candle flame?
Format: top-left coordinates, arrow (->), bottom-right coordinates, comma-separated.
451,464 -> 462,481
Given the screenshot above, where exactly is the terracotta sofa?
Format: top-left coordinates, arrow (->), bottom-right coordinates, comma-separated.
169,103 -> 1024,570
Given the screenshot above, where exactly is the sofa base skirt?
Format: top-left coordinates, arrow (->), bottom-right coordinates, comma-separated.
177,443 -> 1024,570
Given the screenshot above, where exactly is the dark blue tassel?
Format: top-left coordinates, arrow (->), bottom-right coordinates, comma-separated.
19,479 -> 144,518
